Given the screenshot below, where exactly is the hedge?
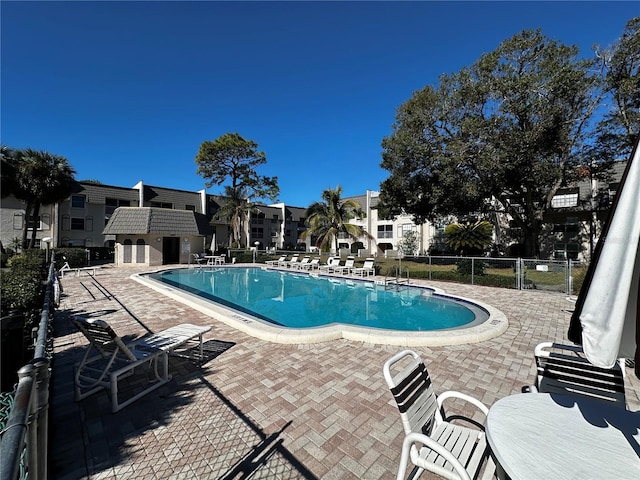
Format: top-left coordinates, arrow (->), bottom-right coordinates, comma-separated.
52,247 -> 90,267
0,251 -> 47,326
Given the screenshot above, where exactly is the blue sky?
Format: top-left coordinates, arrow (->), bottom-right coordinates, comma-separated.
2,1 -> 637,207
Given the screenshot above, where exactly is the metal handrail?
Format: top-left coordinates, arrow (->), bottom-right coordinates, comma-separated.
0,254 -> 56,480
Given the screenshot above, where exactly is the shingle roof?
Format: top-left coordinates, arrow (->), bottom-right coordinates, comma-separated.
102,207 -> 211,235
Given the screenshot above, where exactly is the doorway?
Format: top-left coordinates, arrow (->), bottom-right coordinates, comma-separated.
162,237 -> 180,264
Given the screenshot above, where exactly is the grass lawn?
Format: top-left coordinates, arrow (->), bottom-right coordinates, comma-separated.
258,253 -> 586,295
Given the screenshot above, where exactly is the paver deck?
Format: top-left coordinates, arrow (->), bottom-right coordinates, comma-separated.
49,264 -> 640,479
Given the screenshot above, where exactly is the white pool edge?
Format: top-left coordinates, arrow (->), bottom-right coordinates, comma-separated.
131,268 -> 509,346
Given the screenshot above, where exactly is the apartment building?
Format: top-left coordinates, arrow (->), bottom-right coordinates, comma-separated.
0,159 -> 626,263
0,179 -> 309,264
343,190 -> 436,256
540,160 -> 627,261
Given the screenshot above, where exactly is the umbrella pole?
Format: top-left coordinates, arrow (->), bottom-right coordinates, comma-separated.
636,273 -> 640,378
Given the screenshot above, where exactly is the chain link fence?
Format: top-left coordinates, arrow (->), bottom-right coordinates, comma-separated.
234,249 -> 588,296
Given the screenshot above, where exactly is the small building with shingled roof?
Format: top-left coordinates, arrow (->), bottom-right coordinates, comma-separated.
103,207 -> 211,266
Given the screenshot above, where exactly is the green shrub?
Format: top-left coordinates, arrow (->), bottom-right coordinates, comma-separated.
455,259 -> 487,275
233,251 -> 254,263
1,253 -> 47,326
473,274 -> 518,289
53,248 -> 89,267
409,269 -> 517,289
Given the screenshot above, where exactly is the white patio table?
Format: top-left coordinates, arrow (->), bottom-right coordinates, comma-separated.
485,392 -> 640,480
204,255 -> 225,265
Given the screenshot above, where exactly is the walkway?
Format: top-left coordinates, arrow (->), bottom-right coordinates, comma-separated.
49,265 -> 640,479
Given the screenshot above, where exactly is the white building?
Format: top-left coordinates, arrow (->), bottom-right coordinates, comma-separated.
342,190 -> 437,256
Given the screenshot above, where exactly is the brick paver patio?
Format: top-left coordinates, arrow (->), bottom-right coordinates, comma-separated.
49,264 -> 640,479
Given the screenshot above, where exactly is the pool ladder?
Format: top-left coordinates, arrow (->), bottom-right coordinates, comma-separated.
385,267 -> 410,291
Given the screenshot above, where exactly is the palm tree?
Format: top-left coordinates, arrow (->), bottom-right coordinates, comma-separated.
444,220 -> 493,256
301,186 -> 372,254
215,186 -> 256,248
1,145 -> 20,199
9,149 -> 76,249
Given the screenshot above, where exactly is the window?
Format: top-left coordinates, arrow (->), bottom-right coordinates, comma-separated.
551,192 -> 578,208
553,219 -> 580,241
251,227 -> 264,239
105,198 -> 130,215
185,204 -> 196,211
26,216 -> 42,230
251,212 -> 265,224
13,213 -> 24,230
71,195 -> 86,208
150,202 -> 172,209
377,225 -> 393,239
71,218 -> 85,231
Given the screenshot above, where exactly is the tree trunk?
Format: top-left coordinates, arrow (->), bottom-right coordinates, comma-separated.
522,223 -> 540,258
28,202 -> 41,249
21,199 -> 33,249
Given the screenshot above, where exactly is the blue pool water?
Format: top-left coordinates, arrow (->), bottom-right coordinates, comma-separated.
145,267 -> 488,331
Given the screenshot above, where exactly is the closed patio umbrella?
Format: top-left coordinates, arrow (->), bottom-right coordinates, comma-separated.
568,135 -> 640,379
210,233 -> 216,253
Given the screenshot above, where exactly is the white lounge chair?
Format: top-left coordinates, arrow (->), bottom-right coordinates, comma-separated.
266,255 -> 286,267
318,256 -> 340,273
285,254 -> 303,268
351,258 -> 375,277
192,253 -> 208,267
292,256 -> 311,269
279,254 -> 299,268
298,257 -> 321,271
72,317 -> 211,413
383,350 -> 496,480
332,256 -> 355,275
530,341 -> 626,407
59,261 -> 102,277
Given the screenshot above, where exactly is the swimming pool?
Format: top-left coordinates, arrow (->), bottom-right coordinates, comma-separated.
134,266 -> 508,346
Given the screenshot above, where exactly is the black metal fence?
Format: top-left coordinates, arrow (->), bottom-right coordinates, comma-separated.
0,256 -> 56,480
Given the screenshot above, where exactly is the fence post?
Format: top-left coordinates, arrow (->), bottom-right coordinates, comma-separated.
516,258 -> 521,290
33,357 -> 50,480
471,258 -> 475,285
567,259 -> 573,296
0,364 -> 35,480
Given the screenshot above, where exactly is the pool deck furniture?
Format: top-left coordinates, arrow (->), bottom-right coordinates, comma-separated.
292,256 -> 311,269
266,255 -> 286,267
59,262 -> 102,277
204,255 -> 226,265
351,258 -> 375,277
297,257 -> 321,270
49,268 -> 640,479
318,256 -> 340,272
383,349 -> 496,480
279,254 -> 299,268
531,341 -> 626,407
485,392 -> 640,480
72,317 -> 211,413
192,253 -> 208,267
332,256 -> 355,275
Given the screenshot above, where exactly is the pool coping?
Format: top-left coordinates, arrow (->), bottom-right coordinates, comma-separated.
131,266 -> 509,346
